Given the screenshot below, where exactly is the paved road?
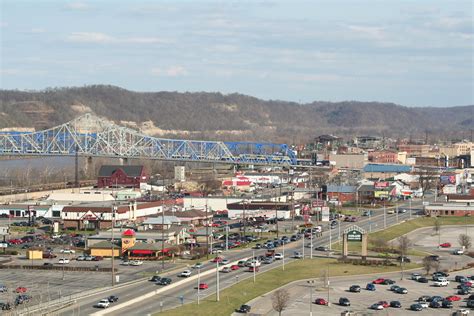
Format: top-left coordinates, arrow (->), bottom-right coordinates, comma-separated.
55,197 -> 432,315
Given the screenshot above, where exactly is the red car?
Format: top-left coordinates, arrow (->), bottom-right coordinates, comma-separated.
462,281 -> 473,287
211,257 -> 224,263
440,242 -> 452,248
230,265 -> 240,270
248,266 -> 259,272
315,298 -> 327,305
445,295 -> 461,302
15,287 -> 27,293
378,301 -> 389,308
198,283 -> 209,290
372,278 -> 385,284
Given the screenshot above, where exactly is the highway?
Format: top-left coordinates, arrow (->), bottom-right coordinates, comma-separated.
57,198 -> 429,315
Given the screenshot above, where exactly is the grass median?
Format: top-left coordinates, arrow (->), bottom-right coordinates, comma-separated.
156,258 -> 419,316
332,216 -> 474,254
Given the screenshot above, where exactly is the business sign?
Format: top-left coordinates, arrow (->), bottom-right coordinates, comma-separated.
312,200 -> 325,207
321,207 -> 330,222
440,175 -> 456,185
347,230 -> 363,242
374,182 -> 389,188
0,227 -> 9,236
0,243 -> 8,248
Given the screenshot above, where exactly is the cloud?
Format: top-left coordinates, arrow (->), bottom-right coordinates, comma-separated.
65,2 -> 90,11
151,66 -> 188,77
29,28 -> 46,34
347,25 -> 386,40
66,32 -> 170,44
67,32 -> 114,43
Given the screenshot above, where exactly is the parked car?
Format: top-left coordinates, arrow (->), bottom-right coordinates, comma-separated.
445,295 -> 462,302
410,303 -> 423,311
236,304 -> 251,313
315,298 -> 328,305
418,277 -> 429,283
129,260 -> 143,266
349,285 -> 361,293
429,301 -> 441,308
382,279 -> 395,285
442,300 -> 454,308
390,285 -> 400,292
395,287 -> 408,294
0,285 -> 7,293
390,301 -> 401,308
366,283 -> 376,291
58,258 -> 70,264
60,249 -> 76,254
411,273 -> 422,280
15,287 -> 27,293
372,278 -> 385,284
339,297 -> 350,306
456,276 -> 469,283
370,303 -> 384,310
434,280 -> 450,287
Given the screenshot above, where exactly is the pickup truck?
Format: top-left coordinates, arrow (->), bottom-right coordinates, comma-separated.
434,280 -> 450,287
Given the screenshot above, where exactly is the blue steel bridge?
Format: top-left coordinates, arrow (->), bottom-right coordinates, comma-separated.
0,113 -> 301,166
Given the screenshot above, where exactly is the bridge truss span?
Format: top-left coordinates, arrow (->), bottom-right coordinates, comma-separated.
0,113 -> 298,166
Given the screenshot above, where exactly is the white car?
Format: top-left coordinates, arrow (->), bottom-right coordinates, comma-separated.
419,302 -> 429,309
179,270 -> 192,277
129,260 -> 143,266
120,261 -> 130,266
96,299 -> 110,308
274,253 -> 284,260
456,309 -> 470,315
212,249 -> 223,254
60,249 -> 76,254
434,280 -> 450,287
411,273 -> 421,281
58,258 -> 70,264
387,209 -> 396,214
293,252 -> 303,259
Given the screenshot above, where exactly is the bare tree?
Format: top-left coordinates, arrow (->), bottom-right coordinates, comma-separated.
372,237 -> 388,251
433,218 -> 441,235
422,257 -> 435,275
397,235 -> 411,256
272,289 -> 290,316
459,234 -> 472,250
414,167 -> 438,196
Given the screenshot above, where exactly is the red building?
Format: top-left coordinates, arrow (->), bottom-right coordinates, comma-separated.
368,151 -> 398,164
324,185 -> 357,204
97,165 -> 148,188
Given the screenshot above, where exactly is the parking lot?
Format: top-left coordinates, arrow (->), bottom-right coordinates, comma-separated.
245,268 -> 474,315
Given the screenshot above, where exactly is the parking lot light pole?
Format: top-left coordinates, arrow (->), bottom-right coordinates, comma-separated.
310,229 -> 313,259
302,234 -> 305,259
307,280 -> 315,316
197,267 -> 201,305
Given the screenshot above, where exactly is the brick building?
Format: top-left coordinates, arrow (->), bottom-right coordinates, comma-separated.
368,151 -> 398,164
323,185 -> 357,204
425,203 -> 474,217
97,165 -> 148,189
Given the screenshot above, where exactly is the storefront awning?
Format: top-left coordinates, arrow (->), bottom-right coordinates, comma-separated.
131,249 -> 154,255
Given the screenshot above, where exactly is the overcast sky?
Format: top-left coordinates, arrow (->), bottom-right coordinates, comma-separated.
1,0 -> 473,107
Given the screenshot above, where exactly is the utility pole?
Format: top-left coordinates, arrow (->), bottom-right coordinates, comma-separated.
282,241 -> 285,271
329,222 -> 332,251
161,176 -> 165,270
111,204 -> 117,286
302,233 -> 305,259
274,188 -> 279,238
206,194 -> 209,260
308,280 -> 314,316
216,260 -> 220,301
409,198 -> 412,220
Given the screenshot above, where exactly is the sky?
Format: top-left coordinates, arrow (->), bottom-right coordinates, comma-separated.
0,0 -> 473,107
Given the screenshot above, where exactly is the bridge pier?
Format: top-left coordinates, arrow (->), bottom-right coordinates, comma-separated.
85,157 -> 94,179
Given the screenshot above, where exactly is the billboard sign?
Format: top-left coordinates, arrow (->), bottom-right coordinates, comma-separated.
374,182 -> 389,188
0,227 -> 9,235
440,175 -> 456,185
312,200 -> 325,207
321,207 -> 330,222
347,230 -> 363,242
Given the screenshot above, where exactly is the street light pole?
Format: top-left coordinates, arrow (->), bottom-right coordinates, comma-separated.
112,205 -> 117,286
328,222 -> 332,251
253,249 -> 256,283
383,202 -> 387,229
282,241 -> 285,270
310,229 -> 313,259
